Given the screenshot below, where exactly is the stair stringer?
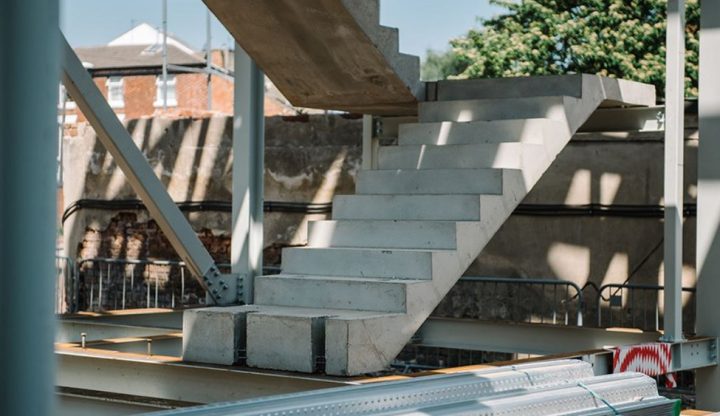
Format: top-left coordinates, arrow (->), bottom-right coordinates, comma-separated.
323,76 -> 654,376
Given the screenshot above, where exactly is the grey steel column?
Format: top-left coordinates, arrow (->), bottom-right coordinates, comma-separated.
696,1 -> 720,410
162,0 -> 168,111
206,9 -> 213,111
0,1 -> 59,414
661,0 -> 685,343
232,44 -> 265,304
362,115 -> 373,170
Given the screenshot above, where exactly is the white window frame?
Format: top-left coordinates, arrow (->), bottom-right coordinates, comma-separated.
106,76 -> 125,109
154,74 -> 178,107
58,84 -> 76,110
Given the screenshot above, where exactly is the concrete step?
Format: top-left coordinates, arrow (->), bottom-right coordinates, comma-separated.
332,194 -> 483,221
431,74 -> 585,101
341,0 -> 380,30
370,26 -> 400,58
356,168 -> 504,195
282,247 -> 450,280
398,118 -> 565,146
419,96 -> 568,123
255,274 -> 429,313
377,143 -> 549,170
308,219 -> 464,249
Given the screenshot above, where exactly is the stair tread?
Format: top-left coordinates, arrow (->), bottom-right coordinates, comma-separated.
403,117 -> 562,125
286,246 -> 455,253
420,95 -> 570,105
248,304 -> 401,319
258,273 -> 428,284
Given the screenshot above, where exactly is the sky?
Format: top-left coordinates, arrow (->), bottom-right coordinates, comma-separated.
60,0 -> 505,60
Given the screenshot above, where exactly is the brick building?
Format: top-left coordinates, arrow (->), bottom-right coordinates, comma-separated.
59,23 -> 293,125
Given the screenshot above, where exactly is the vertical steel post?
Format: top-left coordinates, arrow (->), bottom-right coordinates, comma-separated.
661,0 -> 686,343
162,0 -> 168,111
696,1 -> 720,410
232,44 -> 265,304
362,115 -> 373,170
206,9 -> 213,111
0,1 -> 59,414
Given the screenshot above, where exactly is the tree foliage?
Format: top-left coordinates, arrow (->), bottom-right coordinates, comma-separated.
426,0 -> 699,97
421,49 -> 464,81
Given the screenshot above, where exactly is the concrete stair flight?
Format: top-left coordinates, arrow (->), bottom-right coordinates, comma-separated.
203,0 -> 421,114
184,74 -> 655,376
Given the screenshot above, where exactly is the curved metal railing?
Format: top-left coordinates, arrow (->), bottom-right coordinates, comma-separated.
596,282 -> 696,331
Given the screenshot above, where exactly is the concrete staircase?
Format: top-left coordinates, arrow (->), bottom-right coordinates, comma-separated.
204,0 -> 421,114
183,74 -> 655,376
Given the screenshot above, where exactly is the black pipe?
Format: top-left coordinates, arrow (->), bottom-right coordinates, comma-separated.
61,198 -> 697,224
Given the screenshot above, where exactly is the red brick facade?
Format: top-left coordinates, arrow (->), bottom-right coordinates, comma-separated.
69,73 -> 234,122
64,72 -> 291,127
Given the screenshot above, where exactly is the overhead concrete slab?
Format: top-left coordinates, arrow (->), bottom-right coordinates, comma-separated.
204,0 -> 420,115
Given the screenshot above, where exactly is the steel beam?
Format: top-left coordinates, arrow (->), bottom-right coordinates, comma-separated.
662,0 -> 686,343
232,44 -> 265,304
60,35 -> 235,304
670,338 -> 718,372
56,351 -> 348,403
416,318 -> 660,355
0,2 -> 59,414
696,0 -> 720,410
56,388 -> 175,415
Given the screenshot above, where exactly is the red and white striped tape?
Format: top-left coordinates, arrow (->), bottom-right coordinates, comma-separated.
612,343 -> 676,388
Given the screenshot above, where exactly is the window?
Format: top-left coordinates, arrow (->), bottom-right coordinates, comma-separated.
106,77 -> 124,108
154,75 -> 177,107
57,84 -> 76,110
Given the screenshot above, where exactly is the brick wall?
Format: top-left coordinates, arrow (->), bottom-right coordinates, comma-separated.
123,76 -> 157,119
66,72 -> 235,125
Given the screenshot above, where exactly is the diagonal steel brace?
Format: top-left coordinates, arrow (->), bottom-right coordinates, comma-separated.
59,34 -> 238,305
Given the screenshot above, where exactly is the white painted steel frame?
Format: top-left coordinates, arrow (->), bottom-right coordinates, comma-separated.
662,0 -> 686,343
232,45 -> 265,304
60,35 -> 236,305
56,351 -> 346,404
696,0 -> 720,410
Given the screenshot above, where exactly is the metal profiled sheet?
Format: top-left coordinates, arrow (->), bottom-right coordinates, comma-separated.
146,360 -> 594,415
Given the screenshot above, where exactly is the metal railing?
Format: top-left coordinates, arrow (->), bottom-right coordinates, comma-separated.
76,257 -> 205,311
65,258 -> 283,312
596,283 -> 696,331
60,257 -> 697,333
457,276 -> 585,326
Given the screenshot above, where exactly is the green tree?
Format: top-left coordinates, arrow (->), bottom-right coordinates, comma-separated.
421,49 -> 464,81
432,0 -> 699,97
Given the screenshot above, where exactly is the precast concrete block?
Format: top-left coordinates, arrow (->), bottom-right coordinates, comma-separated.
246,312 -> 326,373
182,305 -> 259,365
325,314 -> 412,376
